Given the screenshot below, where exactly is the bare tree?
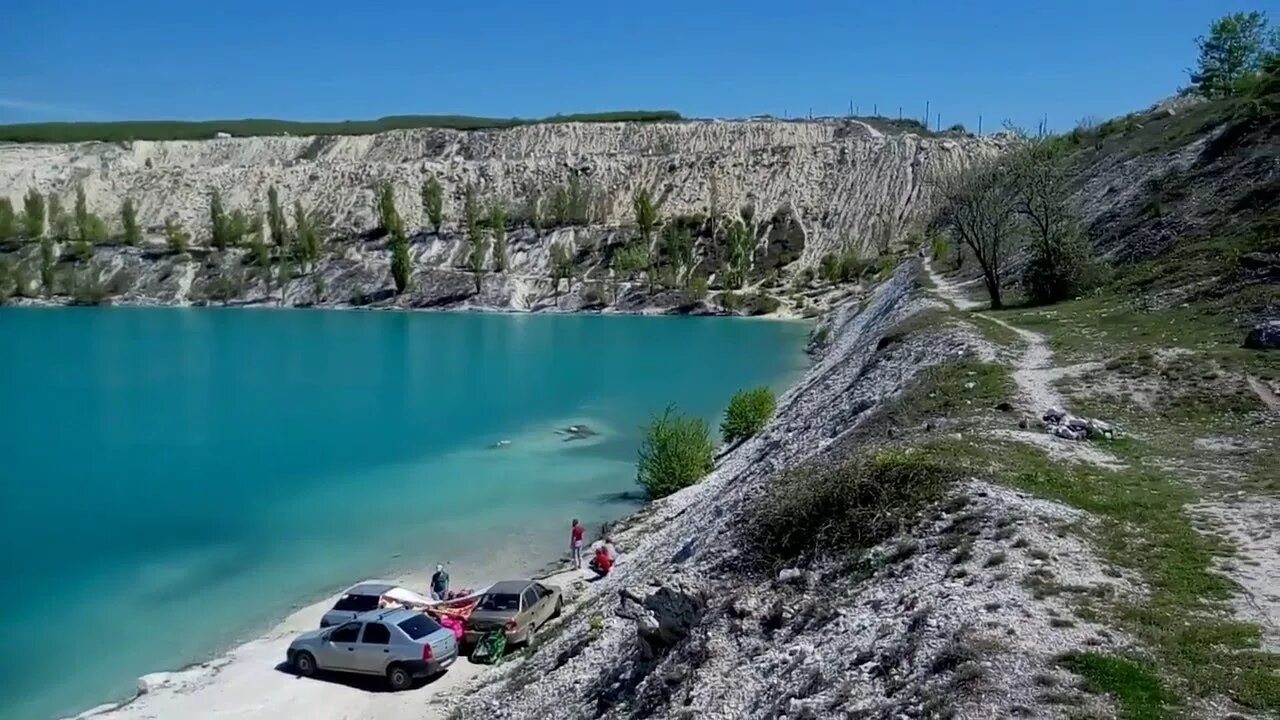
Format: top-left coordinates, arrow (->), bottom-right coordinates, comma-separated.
934,161 -> 1019,309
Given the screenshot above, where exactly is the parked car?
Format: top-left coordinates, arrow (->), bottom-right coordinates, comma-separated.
288,607 -> 458,690
320,581 -> 431,628
464,580 -> 563,646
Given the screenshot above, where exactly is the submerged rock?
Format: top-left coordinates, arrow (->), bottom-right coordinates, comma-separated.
560,424 -> 598,441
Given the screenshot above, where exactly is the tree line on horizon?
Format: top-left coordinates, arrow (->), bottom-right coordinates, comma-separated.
0,111 -> 684,144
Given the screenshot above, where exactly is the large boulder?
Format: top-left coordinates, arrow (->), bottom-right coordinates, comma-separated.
1244,320 -> 1280,351
616,579 -> 707,659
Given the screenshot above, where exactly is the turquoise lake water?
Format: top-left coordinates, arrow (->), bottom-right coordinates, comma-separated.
0,307 -> 809,720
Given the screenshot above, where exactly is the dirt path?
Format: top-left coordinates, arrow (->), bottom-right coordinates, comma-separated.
1247,375 -> 1280,413
923,256 -> 1077,415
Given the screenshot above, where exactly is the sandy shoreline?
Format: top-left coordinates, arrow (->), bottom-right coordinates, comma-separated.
68,547 -> 589,720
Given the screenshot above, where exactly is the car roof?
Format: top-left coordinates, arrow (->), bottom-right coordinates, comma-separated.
351,607 -> 422,624
342,581 -> 397,596
487,580 -> 534,594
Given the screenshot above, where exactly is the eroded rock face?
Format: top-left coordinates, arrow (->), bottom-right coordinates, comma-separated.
617,580 -> 707,659
0,120 -> 1001,265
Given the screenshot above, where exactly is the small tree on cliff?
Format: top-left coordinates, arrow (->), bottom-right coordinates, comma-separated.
0,198 -> 15,240
39,237 -> 55,294
164,218 -> 190,254
421,177 -> 444,233
467,225 -> 490,294
462,184 -> 482,239
633,187 -> 660,245
21,189 -> 45,239
209,190 -> 231,249
663,225 -> 694,288
934,160 -> 1019,309
525,188 -> 544,237
488,203 -> 508,273
550,240 -> 575,297
376,180 -> 404,238
390,229 -> 411,294
267,185 -> 289,248
121,197 -> 141,246
293,200 -> 326,273
48,194 -> 73,240
722,218 -> 755,289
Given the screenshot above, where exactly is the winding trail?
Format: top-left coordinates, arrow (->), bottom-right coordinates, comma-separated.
922,256 -> 1075,414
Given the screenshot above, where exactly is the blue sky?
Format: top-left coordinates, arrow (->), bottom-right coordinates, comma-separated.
0,0 -> 1270,130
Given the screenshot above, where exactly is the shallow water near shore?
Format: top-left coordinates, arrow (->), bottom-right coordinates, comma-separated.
0,307 -> 808,720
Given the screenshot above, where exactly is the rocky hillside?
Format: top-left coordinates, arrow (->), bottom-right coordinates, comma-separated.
0,120 -> 1000,313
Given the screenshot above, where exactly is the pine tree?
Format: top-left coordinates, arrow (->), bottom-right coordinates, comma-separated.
467,226 -> 489,293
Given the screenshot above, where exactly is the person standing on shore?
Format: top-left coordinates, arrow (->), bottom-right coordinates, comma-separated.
431,564 -> 449,600
570,519 -> 585,569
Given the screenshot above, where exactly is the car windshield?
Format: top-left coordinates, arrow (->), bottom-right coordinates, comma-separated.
478,593 -> 520,612
333,593 -> 380,612
397,614 -> 442,640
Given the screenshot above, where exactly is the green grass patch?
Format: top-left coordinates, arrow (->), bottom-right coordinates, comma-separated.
1057,652 -> 1171,720
995,293 -> 1277,382
891,361 -> 1015,421
914,435 -> 1280,713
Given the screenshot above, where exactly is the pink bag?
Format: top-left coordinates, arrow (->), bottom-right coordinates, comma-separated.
438,614 -> 464,640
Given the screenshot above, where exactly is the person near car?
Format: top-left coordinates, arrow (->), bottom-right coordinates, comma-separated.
590,544 -> 613,576
431,564 -> 449,600
570,519 -> 585,569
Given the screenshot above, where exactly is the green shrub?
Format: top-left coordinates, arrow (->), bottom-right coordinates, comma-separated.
636,405 -> 714,499
685,274 -> 709,303
70,240 -> 93,262
717,290 -> 743,310
745,292 -> 781,316
744,448 -> 959,564
164,218 -> 189,254
930,234 -> 950,261
1020,232 -> 1095,305
721,387 -> 777,443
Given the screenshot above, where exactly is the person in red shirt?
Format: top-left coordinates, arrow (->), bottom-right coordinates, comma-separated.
590,544 -> 613,576
570,519 -> 585,569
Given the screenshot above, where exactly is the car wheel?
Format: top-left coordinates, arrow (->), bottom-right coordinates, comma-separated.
552,597 -> 564,619
293,651 -> 317,677
387,664 -> 413,691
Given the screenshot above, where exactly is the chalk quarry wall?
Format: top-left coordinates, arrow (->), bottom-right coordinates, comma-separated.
0,120 -> 1001,264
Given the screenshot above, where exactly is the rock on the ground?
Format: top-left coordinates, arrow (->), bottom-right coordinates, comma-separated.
1244,320 -> 1280,350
